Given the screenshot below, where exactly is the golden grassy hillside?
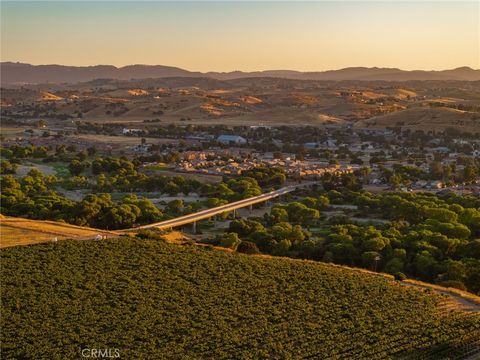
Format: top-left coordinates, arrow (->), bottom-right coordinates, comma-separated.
39,91 -> 63,101
0,216 -> 118,248
354,106 -> 480,132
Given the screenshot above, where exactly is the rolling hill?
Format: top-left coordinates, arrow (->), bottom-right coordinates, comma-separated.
354,106 -> 480,133
2,62 -> 479,84
1,236 -> 480,358
2,72 -> 479,131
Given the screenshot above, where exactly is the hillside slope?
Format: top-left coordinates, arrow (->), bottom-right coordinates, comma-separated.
354,107 -> 480,133
2,238 -> 479,359
0,215 -> 118,248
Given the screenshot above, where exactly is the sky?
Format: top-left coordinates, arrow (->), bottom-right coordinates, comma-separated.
1,1 -> 479,72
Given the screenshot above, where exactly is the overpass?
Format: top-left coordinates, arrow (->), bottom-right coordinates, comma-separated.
123,182 -> 318,233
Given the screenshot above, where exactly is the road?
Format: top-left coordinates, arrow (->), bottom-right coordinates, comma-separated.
123,182 -> 316,232
401,281 -> 480,313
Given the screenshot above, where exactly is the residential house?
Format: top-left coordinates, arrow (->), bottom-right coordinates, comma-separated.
217,135 -> 247,145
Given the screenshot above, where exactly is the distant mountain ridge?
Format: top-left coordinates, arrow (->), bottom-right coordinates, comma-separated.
1,62 -> 479,84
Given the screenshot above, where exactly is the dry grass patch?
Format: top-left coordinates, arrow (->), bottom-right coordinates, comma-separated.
354,107 -> 480,133
200,103 -> 223,116
240,95 -> 262,104
128,89 -> 149,96
361,91 -> 386,100
0,216 -> 117,248
161,231 -> 191,244
39,91 -> 63,101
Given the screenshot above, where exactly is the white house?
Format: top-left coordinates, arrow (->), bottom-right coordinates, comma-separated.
217,135 -> 247,145
431,146 -> 450,154
123,128 -> 143,135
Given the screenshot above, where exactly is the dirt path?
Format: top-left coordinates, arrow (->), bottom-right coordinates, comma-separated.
15,163 -> 56,177
401,281 -> 480,313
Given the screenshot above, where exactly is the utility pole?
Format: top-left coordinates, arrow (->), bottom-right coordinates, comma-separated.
374,256 -> 381,272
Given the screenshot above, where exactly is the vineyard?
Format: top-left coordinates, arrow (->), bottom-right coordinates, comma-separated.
1,237 -> 480,359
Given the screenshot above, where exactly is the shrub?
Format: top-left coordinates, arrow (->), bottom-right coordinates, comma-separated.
394,272 -> 407,281
237,241 -> 260,255
219,233 -> 241,250
136,229 -> 165,241
327,215 -> 353,225
198,237 -> 219,246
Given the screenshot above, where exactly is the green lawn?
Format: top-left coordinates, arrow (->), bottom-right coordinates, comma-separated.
51,163 -> 70,178
144,163 -> 169,171
28,160 -> 70,178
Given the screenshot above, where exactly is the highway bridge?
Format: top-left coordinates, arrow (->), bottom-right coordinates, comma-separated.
123,182 -> 318,233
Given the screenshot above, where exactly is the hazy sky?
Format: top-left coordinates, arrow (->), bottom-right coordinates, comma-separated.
1,1 -> 479,71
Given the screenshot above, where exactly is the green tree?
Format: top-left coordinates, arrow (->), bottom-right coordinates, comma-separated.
463,165 -> 478,183
69,160 -> 85,176
441,260 -> 466,282
270,207 -> 289,223
425,208 -> 458,223
273,239 -> 292,256
219,233 -> 241,250
237,241 -> 260,254
414,251 -> 440,281
272,222 -> 293,240
164,182 -> 179,196
458,208 -> 480,235
165,199 -> 184,216
361,251 -> 381,270
0,160 -> 17,175
384,257 -> 404,275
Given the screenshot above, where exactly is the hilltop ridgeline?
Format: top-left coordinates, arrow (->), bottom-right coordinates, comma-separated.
2,62 -> 479,84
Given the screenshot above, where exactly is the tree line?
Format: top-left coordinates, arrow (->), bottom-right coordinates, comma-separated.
210,190 -> 480,293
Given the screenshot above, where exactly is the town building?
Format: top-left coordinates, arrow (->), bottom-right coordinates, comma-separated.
217,135 -> 247,145
123,128 -> 143,135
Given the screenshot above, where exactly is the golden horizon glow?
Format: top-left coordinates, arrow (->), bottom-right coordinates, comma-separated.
1,1 -> 479,72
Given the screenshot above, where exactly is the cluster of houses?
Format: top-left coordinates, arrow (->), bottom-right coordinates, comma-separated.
217,135 -> 247,145
175,157 -> 355,179
122,128 -> 143,135
118,127 -> 480,163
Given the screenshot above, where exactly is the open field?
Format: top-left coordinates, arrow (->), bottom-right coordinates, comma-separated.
0,126 -> 22,139
74,134 -> 176,145
1,237 -> 479,359
27,161 -> 70,177
354,106 -> 480,132
0,216 -> 118,248
15,162 -> 57,177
